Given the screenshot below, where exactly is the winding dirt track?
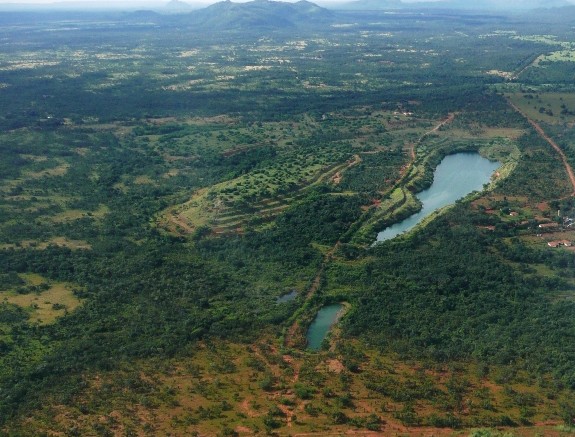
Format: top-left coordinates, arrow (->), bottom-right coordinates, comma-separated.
427,112 -> 456,135
407,112 -> 456,162
508,100 -> 575,196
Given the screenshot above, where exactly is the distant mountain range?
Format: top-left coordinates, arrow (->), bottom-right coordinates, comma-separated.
165,0 -> 195,11
183,0 -> 574,31
333,0 -> 402,10
187,0 -> 334,30
336,0 -> 572,11
0,0 -> 572,22
0,0 -> 571,14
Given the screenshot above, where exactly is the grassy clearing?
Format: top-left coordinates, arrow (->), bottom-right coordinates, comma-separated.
507,92 -> 575,125
48,204 -> 109,223
479,138 -> 521,163
46,203 -> 106,222
512,35 -> 568,47
540,50 -> 575,63
0,274 -> 82,325
47,237 -> 92,249
133,175 -> 155,185
22,162 -> 70,179
442,127 -> 526,142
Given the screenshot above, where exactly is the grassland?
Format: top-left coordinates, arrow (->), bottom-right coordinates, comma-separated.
507,92 -> 575,126
10,337 -> 575,436
0,273 -> 82,325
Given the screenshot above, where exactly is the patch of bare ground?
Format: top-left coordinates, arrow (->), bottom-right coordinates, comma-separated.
74,147 -> 89,156
235,425 -> 254,434
163,213 -> 195,234
537,201 -> 550,212
331,171 -> 342,184
240,398 -> 260,418
278,403 -> 295,427
285,320 -> 306,349
326,359 -> 345,374
283,354 -> 301,383
292,427 -> 457,436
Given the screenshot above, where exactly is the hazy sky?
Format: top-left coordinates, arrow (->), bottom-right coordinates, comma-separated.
1,0 -> 567,8
0,0 -> 440,4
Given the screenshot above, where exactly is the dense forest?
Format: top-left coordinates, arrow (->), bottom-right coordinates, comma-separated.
1,3 -> 575,435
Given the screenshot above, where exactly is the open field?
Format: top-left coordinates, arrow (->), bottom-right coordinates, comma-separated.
0,274 -> 82,325
507,92 -> 575,126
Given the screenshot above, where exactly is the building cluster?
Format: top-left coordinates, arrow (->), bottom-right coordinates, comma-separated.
547,240 -> 573,248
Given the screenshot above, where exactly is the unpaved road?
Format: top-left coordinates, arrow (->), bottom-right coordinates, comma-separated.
508,100 -> 575,196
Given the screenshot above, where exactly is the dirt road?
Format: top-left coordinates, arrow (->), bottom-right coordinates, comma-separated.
407,112 -> 456,162
426,112 -> 456,136
508,100 -> 575,196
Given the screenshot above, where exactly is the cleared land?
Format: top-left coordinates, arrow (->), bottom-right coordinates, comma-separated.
0,273 -> 82,325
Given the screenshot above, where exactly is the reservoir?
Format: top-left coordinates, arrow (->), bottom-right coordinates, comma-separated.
306,304 -> 344,351
376,153 -> 500,242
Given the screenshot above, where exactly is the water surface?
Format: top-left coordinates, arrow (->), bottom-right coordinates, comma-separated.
277,290 -> 297,303
376,153 -> 499,242
306,304 -> 344,350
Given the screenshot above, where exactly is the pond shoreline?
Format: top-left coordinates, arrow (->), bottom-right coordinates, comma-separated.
306,302 -> 349,351
375,152 -> 501,243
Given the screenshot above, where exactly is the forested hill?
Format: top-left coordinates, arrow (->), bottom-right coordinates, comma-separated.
187,0 -> 334,30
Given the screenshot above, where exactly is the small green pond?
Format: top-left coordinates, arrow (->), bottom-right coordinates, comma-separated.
306,303 -> 344,351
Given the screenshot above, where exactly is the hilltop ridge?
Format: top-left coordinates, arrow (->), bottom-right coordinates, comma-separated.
188,0 -> 334,30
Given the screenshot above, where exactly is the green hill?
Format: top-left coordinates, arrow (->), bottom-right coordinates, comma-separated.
188,0 -> 334,30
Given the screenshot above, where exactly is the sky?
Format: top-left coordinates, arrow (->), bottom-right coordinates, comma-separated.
0,0 -> 439,4
0,0 -> 569,8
